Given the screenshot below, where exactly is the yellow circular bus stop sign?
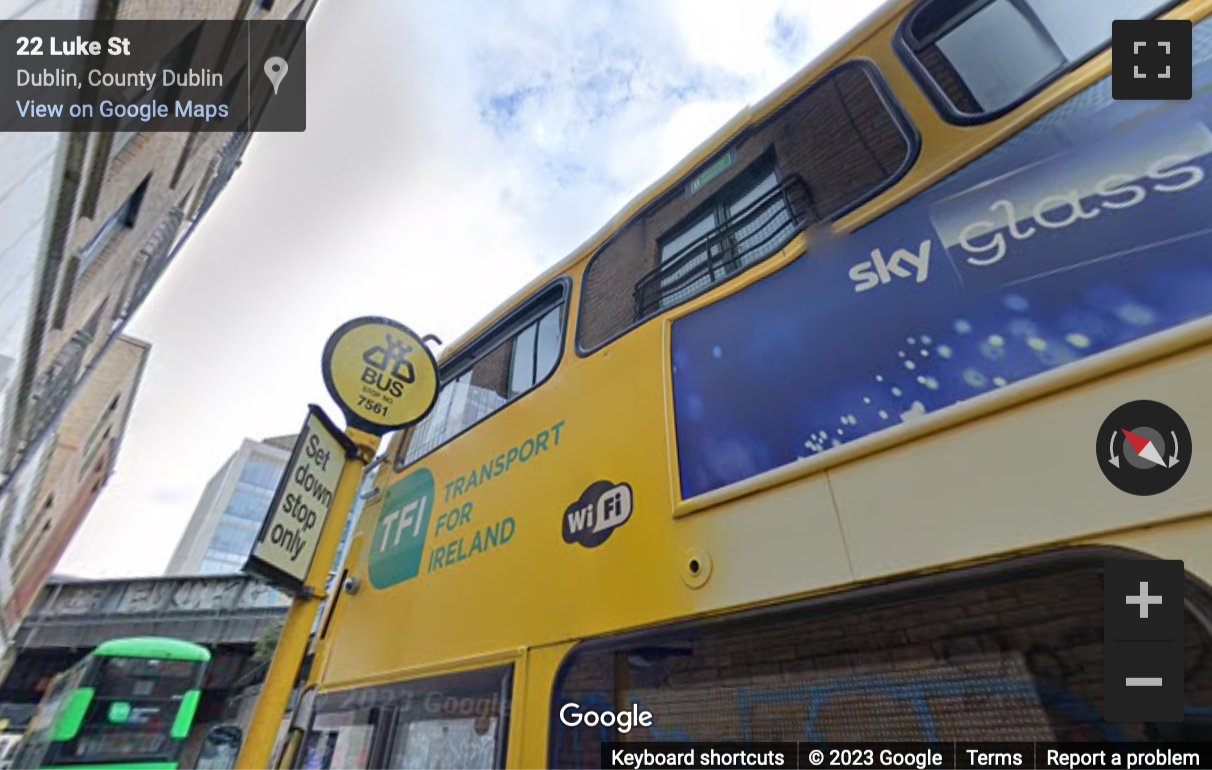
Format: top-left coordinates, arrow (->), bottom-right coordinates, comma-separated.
322,317 -> 440,435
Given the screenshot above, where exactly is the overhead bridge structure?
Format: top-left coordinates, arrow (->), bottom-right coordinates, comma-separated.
0,573 -> 290,756
14,572 -> 288,649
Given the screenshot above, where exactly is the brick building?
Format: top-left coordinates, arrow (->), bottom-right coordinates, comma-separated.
2,336 -> 150,633
0,0 -> 319,674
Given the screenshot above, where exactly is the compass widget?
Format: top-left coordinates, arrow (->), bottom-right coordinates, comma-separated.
1098,400 -> 1192,496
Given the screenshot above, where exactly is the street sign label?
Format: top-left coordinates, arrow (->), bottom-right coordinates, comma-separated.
321,317 -> 439,435
244,405 -> 353,593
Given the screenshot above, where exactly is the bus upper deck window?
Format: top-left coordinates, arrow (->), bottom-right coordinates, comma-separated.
901,0 -> 1174,120
397,283 -> 567,468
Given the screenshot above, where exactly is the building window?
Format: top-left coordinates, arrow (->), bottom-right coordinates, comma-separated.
577,62 -> 914,353
199,559 -> 239,575
655,211 -> 721,310
644,154 -> 795,315
900,0 -> 1172,120
397,284 -> 566,468
211,521 -> 259,554
79,422 -> 113,481
225,481 -> 278,523
77,175 -> 151,273
239,458 -> 285,489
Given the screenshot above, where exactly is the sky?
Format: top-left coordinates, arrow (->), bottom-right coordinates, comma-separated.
59,0 -> 885,578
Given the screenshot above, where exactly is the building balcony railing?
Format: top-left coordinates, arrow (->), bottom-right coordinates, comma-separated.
121,205 -> 187,320
23,332 -> 90,445
633,175 -> 814,321
196,130 -> 249,219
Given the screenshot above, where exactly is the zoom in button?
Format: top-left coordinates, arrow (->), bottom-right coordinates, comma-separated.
1103,559 -> 1185,722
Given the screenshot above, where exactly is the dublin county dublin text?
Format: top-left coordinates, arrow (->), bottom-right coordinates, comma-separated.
18,67 -> 223,89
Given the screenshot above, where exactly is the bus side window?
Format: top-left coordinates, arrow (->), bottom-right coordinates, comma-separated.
304,666 -> 513,770
577,62 -> 914,353
549,555 -> 1212,767
395,283 -> 566,469
900,0 -> 1176,120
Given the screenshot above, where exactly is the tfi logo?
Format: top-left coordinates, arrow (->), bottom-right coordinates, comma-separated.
848,240 -> 932,292
562,480 -> 633,548
367,468 -> 434,588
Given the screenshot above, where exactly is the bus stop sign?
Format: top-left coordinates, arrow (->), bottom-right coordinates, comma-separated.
244,406 -> 355,593
321,316 -> 439,435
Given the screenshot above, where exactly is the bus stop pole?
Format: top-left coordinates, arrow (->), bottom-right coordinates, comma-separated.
273,458 -> 383,770
235,428 -> 377,770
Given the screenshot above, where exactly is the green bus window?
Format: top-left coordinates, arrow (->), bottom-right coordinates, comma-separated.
170,689 -> 203,739
49,687 -> 94,741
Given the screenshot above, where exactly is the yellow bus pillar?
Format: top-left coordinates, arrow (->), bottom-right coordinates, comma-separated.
235,427 -> 377,770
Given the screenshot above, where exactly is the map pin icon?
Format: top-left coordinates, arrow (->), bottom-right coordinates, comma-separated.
265,56 -> 288,94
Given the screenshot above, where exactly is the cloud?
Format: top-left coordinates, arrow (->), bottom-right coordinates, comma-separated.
58,0 -> 883,578
394,0 -> 885,266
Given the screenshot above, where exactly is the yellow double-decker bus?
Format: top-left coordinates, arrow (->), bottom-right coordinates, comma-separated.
295,0 -> 1212,765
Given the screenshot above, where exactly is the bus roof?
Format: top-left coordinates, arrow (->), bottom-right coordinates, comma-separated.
93,637 -> 211,661
433,0 -> 909,361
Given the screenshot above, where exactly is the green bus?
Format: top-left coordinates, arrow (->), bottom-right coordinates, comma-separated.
11,637 -> 211,770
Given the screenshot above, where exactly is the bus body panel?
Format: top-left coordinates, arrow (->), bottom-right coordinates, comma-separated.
324,5 -> 1212,681
323,304 -> 868,685
306,0 -> 1212,765
830,343 -> 1212,582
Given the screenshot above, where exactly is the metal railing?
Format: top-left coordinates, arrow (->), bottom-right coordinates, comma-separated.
196,130 -> 249,219
633,175 -> 814,321
121,205 -> 187,319
22,332 -> 90,445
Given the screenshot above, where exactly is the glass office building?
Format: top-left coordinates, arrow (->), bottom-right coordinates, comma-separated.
166,436 -> 295,575
199,453 -> 286,573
